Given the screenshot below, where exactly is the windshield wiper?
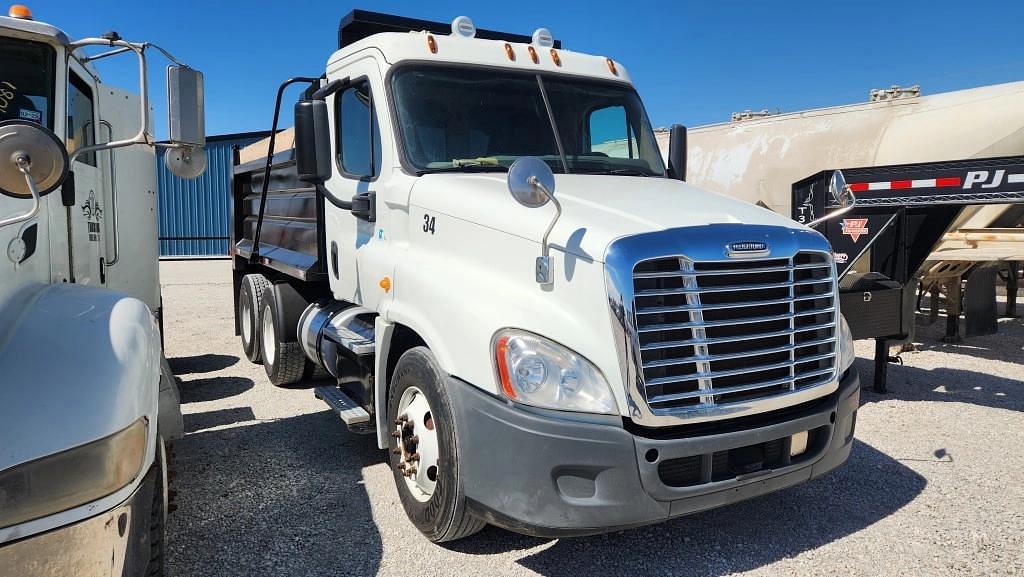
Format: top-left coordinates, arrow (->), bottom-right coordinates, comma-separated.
417,164 -> 509,175
586,168 -> 654,177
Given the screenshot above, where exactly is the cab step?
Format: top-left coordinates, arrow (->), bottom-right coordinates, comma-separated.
314,386 -> 370,426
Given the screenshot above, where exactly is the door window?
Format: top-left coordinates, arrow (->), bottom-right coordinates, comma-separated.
336,80 -> 381,179
67,73 -> 97,166
588,105 -> 638,159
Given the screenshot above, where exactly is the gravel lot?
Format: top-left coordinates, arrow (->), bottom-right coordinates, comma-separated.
162,260 -> 1023,577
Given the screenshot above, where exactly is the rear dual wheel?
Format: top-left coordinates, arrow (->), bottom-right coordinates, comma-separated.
259,295 -> 307,386
238,274 -> 270,363
388,347 -> 484,542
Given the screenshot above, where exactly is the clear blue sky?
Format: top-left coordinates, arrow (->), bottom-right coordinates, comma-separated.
31,0 -> 1024,139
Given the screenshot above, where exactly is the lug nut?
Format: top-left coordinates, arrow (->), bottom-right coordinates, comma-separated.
397,414 -> 408,422
391,448 -> 401,455
408,453 -> 420,462
409,435 -> 419,444
390,431 -> 401,438
406,467 -> 417,476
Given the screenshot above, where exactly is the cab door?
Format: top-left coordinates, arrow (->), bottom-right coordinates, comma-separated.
65,63 -> 107,286
322,56 -> 394,311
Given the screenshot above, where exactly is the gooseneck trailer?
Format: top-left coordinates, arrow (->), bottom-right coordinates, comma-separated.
0,6 -> 205,576
231,10 -> 859,541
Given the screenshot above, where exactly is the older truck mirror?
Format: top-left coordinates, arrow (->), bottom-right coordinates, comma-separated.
294,99 -> 332,184
667,123 -> 687,181
167,65 -> 206,147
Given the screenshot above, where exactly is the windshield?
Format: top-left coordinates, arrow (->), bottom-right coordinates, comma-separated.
390,65 -> 666,176
0,37 -> 55,128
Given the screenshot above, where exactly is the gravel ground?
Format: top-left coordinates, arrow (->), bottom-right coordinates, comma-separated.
162,260 -> 1023,577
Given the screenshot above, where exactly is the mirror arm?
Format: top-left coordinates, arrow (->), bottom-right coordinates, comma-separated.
0,158 -> 42,229
529,175 -> 561,285
311,77 -> 349,101
806,188 -> 858,228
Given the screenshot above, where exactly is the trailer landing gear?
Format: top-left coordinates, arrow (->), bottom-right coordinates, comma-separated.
871,338 -> 903,393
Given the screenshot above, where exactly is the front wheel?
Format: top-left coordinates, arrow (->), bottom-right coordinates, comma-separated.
388,347 -> 485,542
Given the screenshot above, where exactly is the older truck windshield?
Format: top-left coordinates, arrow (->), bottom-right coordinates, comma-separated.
390,65 -> 666,176
0,37 -> 55,128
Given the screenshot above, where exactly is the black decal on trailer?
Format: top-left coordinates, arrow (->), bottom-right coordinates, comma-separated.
423,214 -> 435,234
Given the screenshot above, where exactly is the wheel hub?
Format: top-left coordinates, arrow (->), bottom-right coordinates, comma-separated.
393,386 -> 439,502
261,306 -> 276,364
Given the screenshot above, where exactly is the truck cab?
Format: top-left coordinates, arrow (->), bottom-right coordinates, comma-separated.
0,6 -> 204,575
232,10 -> 860,542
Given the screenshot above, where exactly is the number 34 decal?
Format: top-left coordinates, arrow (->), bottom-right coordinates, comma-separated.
423,214 -> 436,234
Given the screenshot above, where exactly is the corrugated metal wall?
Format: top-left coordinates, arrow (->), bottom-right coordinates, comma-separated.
156,132 -> 268,257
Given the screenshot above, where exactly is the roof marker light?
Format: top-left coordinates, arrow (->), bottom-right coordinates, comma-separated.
8,4 -> 32,19
426,34 -> 437,54
550,49 -> 561,67
527,45 -> 539,64
451,15 -> 476,38
606,58 -> 618,76
504,43 -> 516,61
531,28 -> 554,48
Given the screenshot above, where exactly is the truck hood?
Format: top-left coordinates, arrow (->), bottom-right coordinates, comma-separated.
409,173 -> 804,261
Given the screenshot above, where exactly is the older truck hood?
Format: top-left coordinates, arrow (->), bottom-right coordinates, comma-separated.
409,173 -> 804,261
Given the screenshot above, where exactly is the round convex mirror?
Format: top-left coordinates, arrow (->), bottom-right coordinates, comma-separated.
0,120 -> 69,199
829,170 -> 849,206
507,156 -> 556,208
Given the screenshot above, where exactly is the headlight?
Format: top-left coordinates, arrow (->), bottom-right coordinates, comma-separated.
493,330 -> 617,414
839,314 -> 855,371
0,418 -> 148,529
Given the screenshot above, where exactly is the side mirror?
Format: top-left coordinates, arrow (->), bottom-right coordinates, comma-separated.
507,157 -> 561,285
167,66 -> 206,147
507,156 -> 555,207
294,99 -> 332,184
667,123 -> 687,181
829,169 -> 850,207
0,120 -> 69,227
0,120 -> 68,199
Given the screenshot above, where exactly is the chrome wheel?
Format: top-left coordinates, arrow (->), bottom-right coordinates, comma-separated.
394,386 -> 438,502
261,305 -> 276,366
241,294 -> 253,345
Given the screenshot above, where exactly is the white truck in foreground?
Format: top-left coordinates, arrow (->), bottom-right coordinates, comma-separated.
232,10 -> 860,542
0,6 -> 205,575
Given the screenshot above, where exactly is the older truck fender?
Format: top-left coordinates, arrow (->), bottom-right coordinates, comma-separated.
0,282 -> 173,544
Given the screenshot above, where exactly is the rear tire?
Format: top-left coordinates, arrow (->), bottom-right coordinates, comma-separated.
146,438 -> 167,577
260,289 -> 307,386
388,347 -> 485,542
239,274 -> 271,363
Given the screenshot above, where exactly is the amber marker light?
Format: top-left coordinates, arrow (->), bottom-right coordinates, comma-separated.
527,45 -> 539,64
379,276 -> 392,293
495,336 -> 516,399
426,34 -> 438,54
504,43 -> 515,61
550,49 -> 561,66
8,4 -> 32,18
606,58 -> 618,75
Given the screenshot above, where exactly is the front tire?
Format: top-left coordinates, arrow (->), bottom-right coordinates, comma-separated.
260,290 -> 307,386
388,347 -> 485,542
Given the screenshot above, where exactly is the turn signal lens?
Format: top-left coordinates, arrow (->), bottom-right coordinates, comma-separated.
550,49 -> 561,66
606,58 -> 618,76
8,4 -> 32,19
426,34 -> 437,54
504,42 -> 515,61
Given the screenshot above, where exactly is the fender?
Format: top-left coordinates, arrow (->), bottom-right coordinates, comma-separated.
0,283 -> 171,542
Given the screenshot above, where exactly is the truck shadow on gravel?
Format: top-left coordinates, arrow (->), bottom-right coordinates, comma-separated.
455,439 -> 925,576
852,356 -> 1024,413
178,376 -> 255,404
168,353 -> 240,375
167,410 -> 383,577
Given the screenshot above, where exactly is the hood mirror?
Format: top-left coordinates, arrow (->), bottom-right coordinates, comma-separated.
806,169 -> 857,228
507,157 -> 561,285
0,120 -> 69,228
167,65 -> 206,147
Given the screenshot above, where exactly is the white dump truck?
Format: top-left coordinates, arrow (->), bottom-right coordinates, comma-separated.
231,10 -> 859,542
0,6 -> 205,575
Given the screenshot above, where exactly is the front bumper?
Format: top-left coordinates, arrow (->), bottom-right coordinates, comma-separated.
0,466 -> 157,577
451,369 -> 860,537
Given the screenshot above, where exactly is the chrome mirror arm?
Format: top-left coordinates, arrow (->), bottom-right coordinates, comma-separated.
0,157 -> 42,229
529,175 -> 561,285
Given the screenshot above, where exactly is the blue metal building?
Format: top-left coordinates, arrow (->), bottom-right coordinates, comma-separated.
156,131 -> 269,257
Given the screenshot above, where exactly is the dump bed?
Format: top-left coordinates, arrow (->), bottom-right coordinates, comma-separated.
231,128 -> 326,281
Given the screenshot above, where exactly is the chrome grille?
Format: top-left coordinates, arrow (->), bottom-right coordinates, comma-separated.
631,251 -> 837,412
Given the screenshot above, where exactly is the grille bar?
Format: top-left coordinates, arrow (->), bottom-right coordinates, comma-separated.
637,277 -> 831,297
635,291 -> 835,315
647,370 -> 836,405
633,262 -> 832,279
632,251 -> 838,413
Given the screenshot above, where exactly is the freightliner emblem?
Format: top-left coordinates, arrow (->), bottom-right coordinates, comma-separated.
727,241 -> 769,257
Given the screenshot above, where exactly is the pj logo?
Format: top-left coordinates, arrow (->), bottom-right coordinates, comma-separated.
840,218 -> 868,242
81,190 -> 103,241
